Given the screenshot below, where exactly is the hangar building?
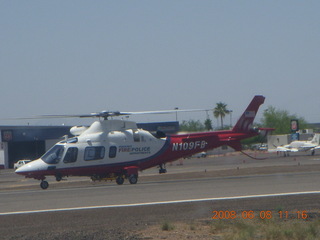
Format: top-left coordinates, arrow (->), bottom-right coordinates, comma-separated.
0,126 -> 72,169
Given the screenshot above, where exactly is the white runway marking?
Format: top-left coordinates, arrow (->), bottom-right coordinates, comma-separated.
1,191 -> 320,216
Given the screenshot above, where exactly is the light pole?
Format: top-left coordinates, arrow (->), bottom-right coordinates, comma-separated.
174,107 -> 179,122
229,110 -> 233,127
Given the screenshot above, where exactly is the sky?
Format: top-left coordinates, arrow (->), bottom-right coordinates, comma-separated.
1,1 -> 320,128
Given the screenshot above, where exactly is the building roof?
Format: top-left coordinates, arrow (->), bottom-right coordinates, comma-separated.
0,126 -> 72,142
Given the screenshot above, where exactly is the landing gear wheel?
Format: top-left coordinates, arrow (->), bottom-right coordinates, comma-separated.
40,180 -> 49,190
116,176 -> 124,185
159,169 -> 167,174
159,164 -> 167,174
128,174 -> 138,184
55,175 -> 62,182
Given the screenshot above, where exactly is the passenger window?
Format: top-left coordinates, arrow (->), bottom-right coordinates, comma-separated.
63,147 -> 78,163
109,146 -> 117,158
84,146 -> 105,161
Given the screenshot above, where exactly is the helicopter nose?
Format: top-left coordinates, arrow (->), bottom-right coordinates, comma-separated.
15,164 -> 30,175
15,159 -> 47,175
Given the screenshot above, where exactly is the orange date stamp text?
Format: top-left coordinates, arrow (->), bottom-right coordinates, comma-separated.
212,210 -> 308,220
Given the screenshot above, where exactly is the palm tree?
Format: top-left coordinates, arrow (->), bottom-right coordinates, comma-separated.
213,102 -> 229,129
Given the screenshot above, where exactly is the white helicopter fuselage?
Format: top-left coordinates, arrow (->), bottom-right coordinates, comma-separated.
17,120 -> 169,179
15,95 -> 266,189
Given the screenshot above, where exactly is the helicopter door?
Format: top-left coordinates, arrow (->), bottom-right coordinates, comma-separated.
63,147 -> 78,163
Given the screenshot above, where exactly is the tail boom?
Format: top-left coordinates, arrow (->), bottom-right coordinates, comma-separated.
163,95 -> 266,161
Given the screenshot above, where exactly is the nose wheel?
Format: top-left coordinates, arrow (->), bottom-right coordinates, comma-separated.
159,164 -> 167,174
40,180 -> 49,190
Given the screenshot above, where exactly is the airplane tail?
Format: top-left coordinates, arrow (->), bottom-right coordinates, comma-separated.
232,95 -> 265,133
311,134 -> 320,144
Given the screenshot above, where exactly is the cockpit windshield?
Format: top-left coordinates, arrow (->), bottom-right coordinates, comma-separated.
41,145 -> 65,164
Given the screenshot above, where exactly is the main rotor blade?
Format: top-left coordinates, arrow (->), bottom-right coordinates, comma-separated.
120,109 -> 211,115
3,109 -> 212,120
2,114 -> 99,120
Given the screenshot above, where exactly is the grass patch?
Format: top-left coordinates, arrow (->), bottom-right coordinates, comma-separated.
161,221 -> 175,231
144,211 -> 320,240
210,219 -> 231,234
189,222 -> 196,231
275,205 -> 284,212
209,212 -> 320,240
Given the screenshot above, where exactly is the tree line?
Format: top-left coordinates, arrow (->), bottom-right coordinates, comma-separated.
180,101 -> 232,132
179,102 -> 309,135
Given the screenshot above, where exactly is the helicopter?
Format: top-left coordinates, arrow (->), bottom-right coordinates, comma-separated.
16,95 -> 266,189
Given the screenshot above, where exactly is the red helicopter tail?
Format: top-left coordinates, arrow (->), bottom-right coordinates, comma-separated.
232,95 -> 265,133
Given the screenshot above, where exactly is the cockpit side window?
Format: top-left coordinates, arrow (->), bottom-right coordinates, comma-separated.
63,147 -> 78,163
42,145 -> 64,164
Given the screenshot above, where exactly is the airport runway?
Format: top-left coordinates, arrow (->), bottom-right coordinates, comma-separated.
1,168 -> 320,215
1,152 -> 320,214
1,152 -> 320,239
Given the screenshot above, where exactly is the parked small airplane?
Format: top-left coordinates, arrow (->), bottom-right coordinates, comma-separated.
276,134 -> 320,156
16,95 -> 266,189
